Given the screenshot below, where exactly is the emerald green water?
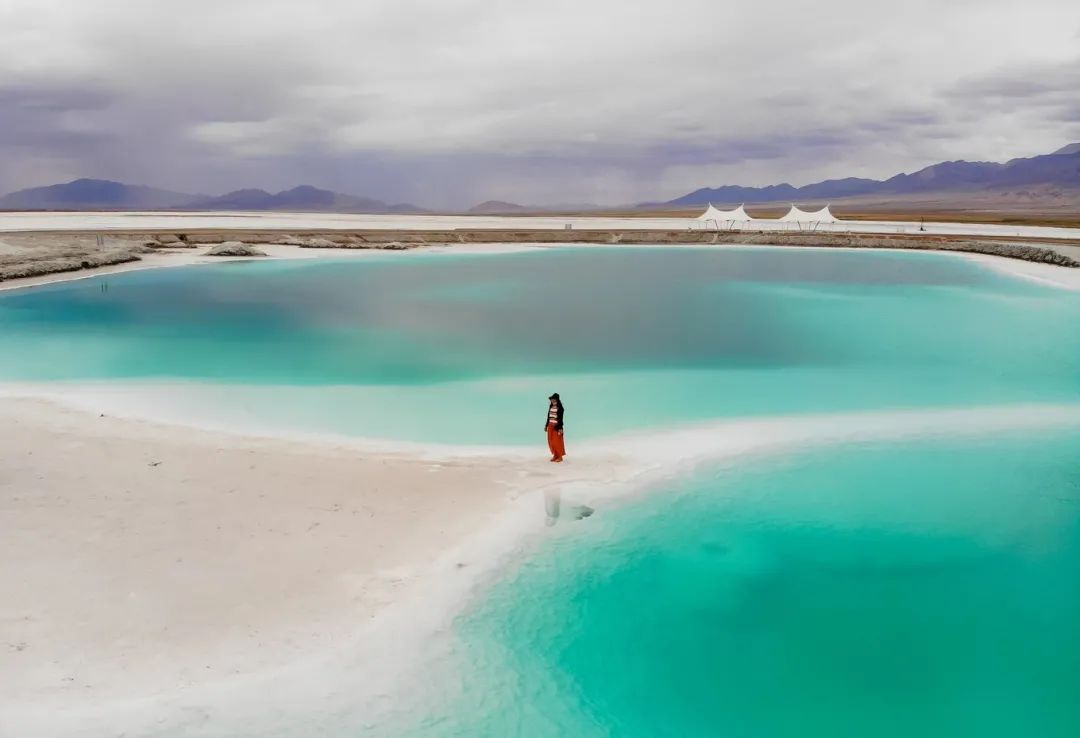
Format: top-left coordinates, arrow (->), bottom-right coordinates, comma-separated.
1,247 -> 1078,443
412,431 -> 1080,737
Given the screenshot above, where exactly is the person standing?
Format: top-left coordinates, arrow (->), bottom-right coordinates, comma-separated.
545,393 -> 566,463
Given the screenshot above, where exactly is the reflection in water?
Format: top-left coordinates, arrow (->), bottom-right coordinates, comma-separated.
1,247 -> 1078,445
544,488 -> 594,527
544,489 -> 560,527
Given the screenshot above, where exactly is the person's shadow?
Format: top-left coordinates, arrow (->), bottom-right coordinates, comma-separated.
544,489 -> 594,527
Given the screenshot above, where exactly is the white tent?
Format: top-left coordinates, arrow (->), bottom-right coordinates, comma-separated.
778,204 -> 838,224
697,203 -> 753,229
777,204 -> 839,229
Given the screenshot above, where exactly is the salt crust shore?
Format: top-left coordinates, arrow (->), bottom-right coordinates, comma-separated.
963,251 -> 1080,290
3,243 -> 1080,736
4,393 -> 1080,737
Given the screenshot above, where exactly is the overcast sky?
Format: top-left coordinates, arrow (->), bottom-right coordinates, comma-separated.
1,0 -> 1078,208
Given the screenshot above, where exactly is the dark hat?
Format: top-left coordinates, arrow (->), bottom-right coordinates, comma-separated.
548,392 -> 560,400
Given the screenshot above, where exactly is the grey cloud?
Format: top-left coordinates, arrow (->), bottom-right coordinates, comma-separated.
1,0 -> 1079,207
948,57 -> 1080,105
640,132 -> 851,169
1051,103 -> 1080,123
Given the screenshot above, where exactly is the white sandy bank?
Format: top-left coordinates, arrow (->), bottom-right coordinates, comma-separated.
0,395 -> 633,737
4,393 -> 1080,736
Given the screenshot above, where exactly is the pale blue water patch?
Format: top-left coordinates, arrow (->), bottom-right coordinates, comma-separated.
408,430 -> 1080,736
1,248 -> 1078,443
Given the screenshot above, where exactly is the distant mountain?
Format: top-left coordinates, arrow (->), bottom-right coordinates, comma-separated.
187,185 -> 424,213
188,188 -> 276,210
467,200 -> 604,214
665,144 -> 1080,207
0,178 -> 200,210
468,200 -> 530,214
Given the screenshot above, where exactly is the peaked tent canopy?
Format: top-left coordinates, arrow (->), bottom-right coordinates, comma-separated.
719,204 -> 751,222
697,204 -> 752,222
697,204 -> 726,221
778,204 -> 839,223
815,205 -> 839,223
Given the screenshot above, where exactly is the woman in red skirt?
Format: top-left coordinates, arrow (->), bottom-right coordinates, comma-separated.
545,393 -> 566,462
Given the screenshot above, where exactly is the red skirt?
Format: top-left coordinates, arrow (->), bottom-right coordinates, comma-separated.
547,424 -> 566,460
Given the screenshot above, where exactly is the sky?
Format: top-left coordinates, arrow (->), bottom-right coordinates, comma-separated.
1,0 -> 1078,209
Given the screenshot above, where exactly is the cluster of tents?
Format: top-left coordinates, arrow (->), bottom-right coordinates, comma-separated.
697,203 -> 839,230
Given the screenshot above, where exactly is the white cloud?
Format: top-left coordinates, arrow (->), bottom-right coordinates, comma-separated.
0,0 -> 1078,207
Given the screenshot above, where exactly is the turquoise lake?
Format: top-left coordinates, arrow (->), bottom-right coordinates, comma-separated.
3,246 -> 1080,735
413,430 -> 1080,737
1,247 -> 1078,443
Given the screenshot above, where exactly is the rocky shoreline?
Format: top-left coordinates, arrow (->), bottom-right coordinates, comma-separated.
1,229 -> 1077,283
0,245 -> 143,281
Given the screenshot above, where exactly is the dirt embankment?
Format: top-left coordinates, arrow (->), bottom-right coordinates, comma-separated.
0,234 -> 147,281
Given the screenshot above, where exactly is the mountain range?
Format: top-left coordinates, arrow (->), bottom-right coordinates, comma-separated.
665,143 -> 1080,207
1,143 -> 1078,213
0,181 -> 424,213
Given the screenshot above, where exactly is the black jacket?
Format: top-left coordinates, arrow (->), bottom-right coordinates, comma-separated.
545,402 -> 564,432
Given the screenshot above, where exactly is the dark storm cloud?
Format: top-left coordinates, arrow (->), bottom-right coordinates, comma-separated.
0,86 -> 114,113
0,84 -> 120,173
0,85 -> 115,133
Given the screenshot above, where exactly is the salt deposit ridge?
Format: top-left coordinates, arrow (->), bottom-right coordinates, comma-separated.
2,210 -> 1079,241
